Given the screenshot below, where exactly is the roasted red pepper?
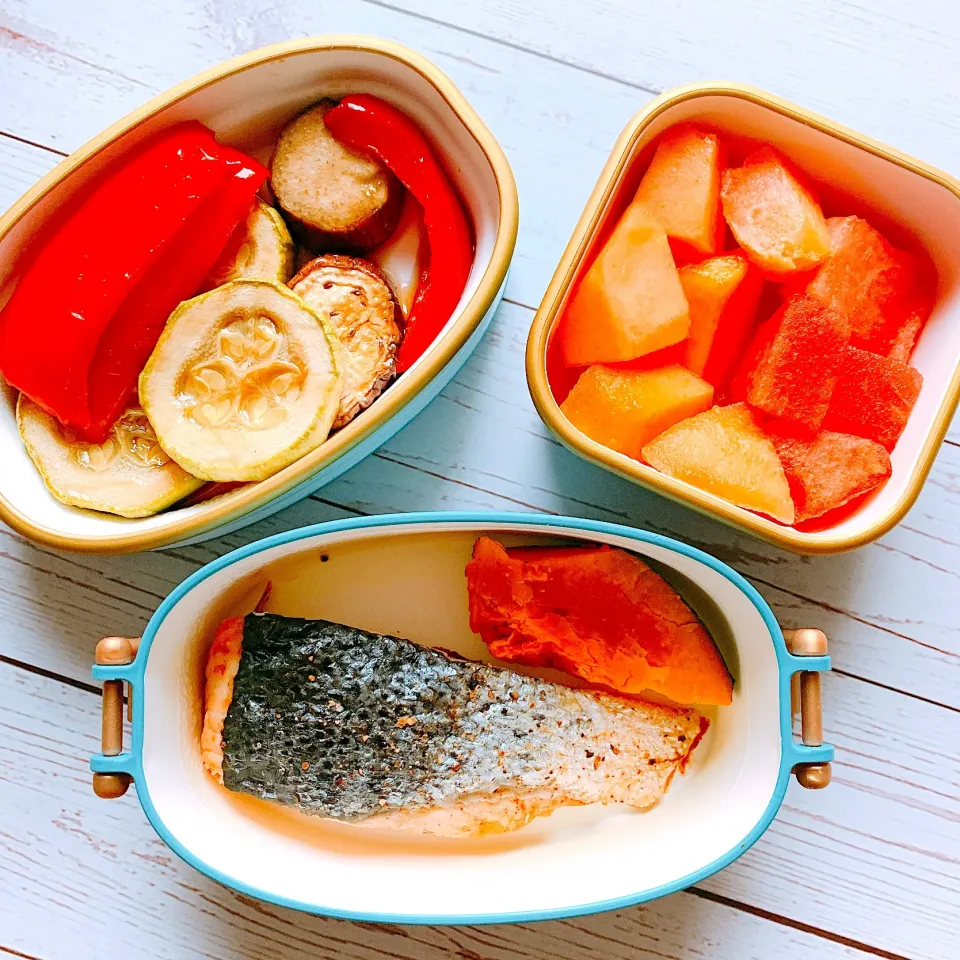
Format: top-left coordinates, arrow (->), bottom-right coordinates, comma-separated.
325,95 -> 474,373
0,122 -> 266,441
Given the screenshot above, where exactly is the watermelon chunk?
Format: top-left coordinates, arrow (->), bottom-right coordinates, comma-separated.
744,294 -> 849,434
824,347 -> 922,450
771,429 -> 892,523
465,536 -> 733,706
806,216 -> 921,353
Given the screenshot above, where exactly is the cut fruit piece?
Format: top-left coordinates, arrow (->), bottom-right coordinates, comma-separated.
720,146 -> 831,276
642,403 -> 795,523
744,294 -> 849,434
824,346 -> 922,450
270,99 -> 403,253
678,253 -> 763,387
886,298 -> 929,364
203,199 -> 295,290
465,536 -> 733,706
561,200 -> 690,365
633,125 -> 723,259
289,255 -> 401,429
17,397 -> 202,518
771,429 -> 892,523
806,216 -> 920,352
140,279 -> 342,482
560,363 -> 714,459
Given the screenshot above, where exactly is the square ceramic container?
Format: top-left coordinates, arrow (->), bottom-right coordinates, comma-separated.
0,36 -> 518,554
526,82 -> 960,554
91,512 -> 832,923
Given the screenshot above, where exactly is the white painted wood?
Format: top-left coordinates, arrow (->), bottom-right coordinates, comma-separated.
0,664 -> 934,960
0,1 -> 957,957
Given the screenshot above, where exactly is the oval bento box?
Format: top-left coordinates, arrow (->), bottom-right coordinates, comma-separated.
527,82 -> 960,554
90,512 -> 834,924
0,36 -> 518,554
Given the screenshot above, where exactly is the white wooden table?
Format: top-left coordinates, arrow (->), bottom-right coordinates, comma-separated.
1,2 -> 958,958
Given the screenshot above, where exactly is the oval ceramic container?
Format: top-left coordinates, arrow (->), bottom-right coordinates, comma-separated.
526,82 -> 960,554
90,512 -> 833,923
0,36 -> 518,554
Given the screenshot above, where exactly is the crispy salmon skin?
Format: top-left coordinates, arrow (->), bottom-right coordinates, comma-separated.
202,614 -> 706,837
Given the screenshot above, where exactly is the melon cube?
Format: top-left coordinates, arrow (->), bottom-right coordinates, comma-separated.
720,147 -> 831,276
679,252 -> 763,387
745,294 -> 849,433
772,430 -> 892,523
642,402 -> 795,523
634,125 -> 724,259
561,200 -> 690,365
807,216 -> 920,352
886,300 -> 928,364
824,347 -> 922,450
560,363 -> 714,459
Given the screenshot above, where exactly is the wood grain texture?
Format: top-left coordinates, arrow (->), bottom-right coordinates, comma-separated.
0,662 -> 933,960
0,1 -> 957,958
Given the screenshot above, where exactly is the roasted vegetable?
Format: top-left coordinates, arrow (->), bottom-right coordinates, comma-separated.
139,279 -> 341,482
203,199 -> 295,290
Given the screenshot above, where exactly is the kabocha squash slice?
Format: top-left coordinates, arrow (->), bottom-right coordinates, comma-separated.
17,397 -> 203,518
203,200 -> 295,290
140,279 -> 342,482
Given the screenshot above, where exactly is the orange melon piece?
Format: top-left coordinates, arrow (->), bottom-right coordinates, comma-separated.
720,146 -> 831,276
642,403 -> 795,523
560,363 -> 714,458
561,200 -> 690,365
679,253 -> 763,387
634,125 -> 724,259
465,535 -> 733,706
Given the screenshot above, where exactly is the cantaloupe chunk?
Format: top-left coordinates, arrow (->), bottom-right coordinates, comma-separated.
642,403 -> 795,523
678,253 -> 763,387
465,535 -> 733,706
744,294 -> 849,434
824,346 -> 922,450
772,429 -> 892,523
720,147 -> 831,276
560,363 -> 714,458
561,200 -> 690,365
634,125 -> 724,259
806,216 -> 921,352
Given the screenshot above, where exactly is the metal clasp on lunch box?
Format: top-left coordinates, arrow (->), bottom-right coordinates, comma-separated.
92,636 -> 139,799
784,628 -> 832,789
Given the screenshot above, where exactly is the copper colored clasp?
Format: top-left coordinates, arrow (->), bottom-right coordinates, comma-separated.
784,628 -> 832,789
93,636 -> 139,799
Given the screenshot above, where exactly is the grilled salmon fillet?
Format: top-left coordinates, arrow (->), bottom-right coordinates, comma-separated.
202,614 -> 706,838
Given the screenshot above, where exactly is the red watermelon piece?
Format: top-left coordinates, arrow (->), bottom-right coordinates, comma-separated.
744,294 -> 849,433
771,429 -> 892,523
824,347 -> 922,450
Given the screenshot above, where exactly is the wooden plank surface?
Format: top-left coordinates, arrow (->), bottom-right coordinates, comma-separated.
0,1 -> 957,959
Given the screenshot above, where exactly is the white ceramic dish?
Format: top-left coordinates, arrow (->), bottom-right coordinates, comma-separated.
90,512 -> 833,923
0,37 -> 518,554
527,84 -> 960,553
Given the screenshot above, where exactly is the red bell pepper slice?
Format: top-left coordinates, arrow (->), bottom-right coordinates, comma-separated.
325,95 -> 474,373
0,122 -> 266,440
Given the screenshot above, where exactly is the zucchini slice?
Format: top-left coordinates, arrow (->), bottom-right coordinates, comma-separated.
17,397 -> 203,518
140,279 -> 342,482
203,200 -> 295,290
290,255 -> 401,429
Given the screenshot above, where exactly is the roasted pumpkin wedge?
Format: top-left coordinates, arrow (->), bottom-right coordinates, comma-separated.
139,279 -> 342,482
203,199 -> 295,290
290,255 -> 401,429
17,397 -> 203,518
